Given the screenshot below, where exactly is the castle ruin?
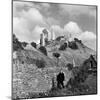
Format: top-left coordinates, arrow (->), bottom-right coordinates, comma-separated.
40,28 -> 55,46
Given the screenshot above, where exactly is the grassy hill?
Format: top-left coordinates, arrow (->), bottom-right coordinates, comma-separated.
12,37 -> 97,99
46,39 -> 96,67
13,48 -> 73,99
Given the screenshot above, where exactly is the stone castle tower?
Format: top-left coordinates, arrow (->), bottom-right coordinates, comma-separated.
51,31 -> 55,40
40,29 -> 49,46
40,33 -> 45,46
40,28 -> 55,46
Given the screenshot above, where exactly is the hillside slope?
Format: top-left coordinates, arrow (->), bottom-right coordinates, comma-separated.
13,48 -> 72,99
12,37 -> 96,99
46,39 -> 96,67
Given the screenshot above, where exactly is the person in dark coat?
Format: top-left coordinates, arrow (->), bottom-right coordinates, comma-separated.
57,71 -> 65,89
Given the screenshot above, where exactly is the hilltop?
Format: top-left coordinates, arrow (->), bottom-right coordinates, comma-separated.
12,34 -> 97,99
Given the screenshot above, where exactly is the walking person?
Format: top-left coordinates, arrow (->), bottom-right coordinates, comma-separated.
57,71 -> 65,89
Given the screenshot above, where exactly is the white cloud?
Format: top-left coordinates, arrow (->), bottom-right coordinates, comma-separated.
78,31 -> 96,40
64,21 -> 82,33
46,17 -> 59,26
84,39 -> 96,51
50,25 -> 64,37
13,17 -> 32,42
13,1 -> 34,17
64,21 -> 82,40
78,31 -> 96,50
21,8 -> 46,30
32,25 -> 45,43
13,2 -> 47,43
59,4 -> 96,17
22,8 -> 43,21
63,21 -> 96,50
13,1 -> 54,43
13,17 -> 45,43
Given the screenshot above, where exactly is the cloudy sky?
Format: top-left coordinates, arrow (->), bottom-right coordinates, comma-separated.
13,0 -> 97,51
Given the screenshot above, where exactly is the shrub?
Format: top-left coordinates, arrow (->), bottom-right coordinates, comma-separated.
75,71 -> 88,83
72,65 -> 89,84
53,53 -> 60,58
31,42 -> 37,48
66,63 -> 73,71
68,41 -> 78,49
59,43 -> 67,50
13,34 -> 23,51
36,59 -> 45,68
74,38 -> 82,43
56,36 -> 64,41
53,53 -> 60,67
39,46 -> 47,56
21,42 -> 28,47
72,66 -> 80,77
67,66 -> 89,91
